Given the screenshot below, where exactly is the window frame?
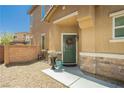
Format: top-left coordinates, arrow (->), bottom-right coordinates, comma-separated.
112,14 -> 124,39
41,33 -> 46,50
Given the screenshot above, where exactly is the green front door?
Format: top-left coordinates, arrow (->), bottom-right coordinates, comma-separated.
63,35 -> 76,65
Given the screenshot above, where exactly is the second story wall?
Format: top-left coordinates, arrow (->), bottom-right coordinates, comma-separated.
29,5 -> 53,48
30,5 -> 52,29
30,6 -> 41,30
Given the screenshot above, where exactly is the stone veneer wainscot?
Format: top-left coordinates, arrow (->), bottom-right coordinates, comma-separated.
79,52 -> 124,81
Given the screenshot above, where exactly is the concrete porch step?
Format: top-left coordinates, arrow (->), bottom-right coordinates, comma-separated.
42,66 -> 121,88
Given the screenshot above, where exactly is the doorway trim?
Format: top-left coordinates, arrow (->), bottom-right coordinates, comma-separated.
61,33 -> 78,65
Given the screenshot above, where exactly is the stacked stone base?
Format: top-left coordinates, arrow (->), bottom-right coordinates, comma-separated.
80,53 -> 124,82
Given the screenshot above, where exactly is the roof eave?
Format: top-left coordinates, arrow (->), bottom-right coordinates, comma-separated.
28,5 -> 39,15
43,5 -> 59,22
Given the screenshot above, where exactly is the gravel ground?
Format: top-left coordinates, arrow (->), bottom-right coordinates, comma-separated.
0,61 -> 66,88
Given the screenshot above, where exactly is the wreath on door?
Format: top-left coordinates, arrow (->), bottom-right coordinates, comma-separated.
66,38 -> 74,45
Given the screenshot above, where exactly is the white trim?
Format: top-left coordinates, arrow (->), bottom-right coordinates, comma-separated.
41,33 -> 46,49
61,33 -> 78,65
80,52 -> 124,60
112,13 -> 124,39
115,25 -> 124,29
41,33 -> 46,36
112,16 -> 115,39
53,11 -> 78,24
110,10 -> 124,17
109,39 -> 124,43
41,5 -> 53,22
114,13 -> 124,18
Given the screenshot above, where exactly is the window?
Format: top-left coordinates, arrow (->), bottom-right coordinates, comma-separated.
113,14 -> 124,39
41,34 -> 46,49
42,36 -> 45,49
41,5 -> 45,19
25,36 -> 30,41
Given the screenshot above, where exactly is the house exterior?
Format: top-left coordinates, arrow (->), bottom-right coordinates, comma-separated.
11,32 -> 32,45
28,5 -> 124,81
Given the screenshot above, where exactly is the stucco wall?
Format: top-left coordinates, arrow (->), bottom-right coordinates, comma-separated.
79,27 -> 95,52
30,5 -> 91,52
31,6 -> 42,46
4,45 -> 40,64
48,25 -> 78,51
30,5 -> 124,54
51,5 -> 124,54
30,6 -> 52,50
95,6 -> 124,54
29,5 -> 124,82
0,45 -> 4,63
50,6 -> 90,22
40,5 -> 94,53
31,22 -> 51,49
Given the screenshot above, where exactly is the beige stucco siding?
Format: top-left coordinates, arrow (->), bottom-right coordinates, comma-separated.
80,27 -> 95,52
29,5 -> 124,82
95,6 -> 124,54
30,6 -> 51,49
30,5 -> 124,54
30,6 -> 41,46
50,5 -> 80,22
48,25 -> 78,51
50,6 -> 92,22
32,22 -> 51,49
48,5 -> 94,52
31,6 -> 41,29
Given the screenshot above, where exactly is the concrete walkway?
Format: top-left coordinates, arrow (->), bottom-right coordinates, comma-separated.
42,66 -> 122,88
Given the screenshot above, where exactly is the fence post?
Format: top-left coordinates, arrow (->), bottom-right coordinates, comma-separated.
4,45 -> 9,65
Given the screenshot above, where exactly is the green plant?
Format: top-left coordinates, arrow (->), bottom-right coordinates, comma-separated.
0,32 -> 14,45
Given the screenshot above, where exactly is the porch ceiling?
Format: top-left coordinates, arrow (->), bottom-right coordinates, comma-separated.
53,11 -> 78,26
